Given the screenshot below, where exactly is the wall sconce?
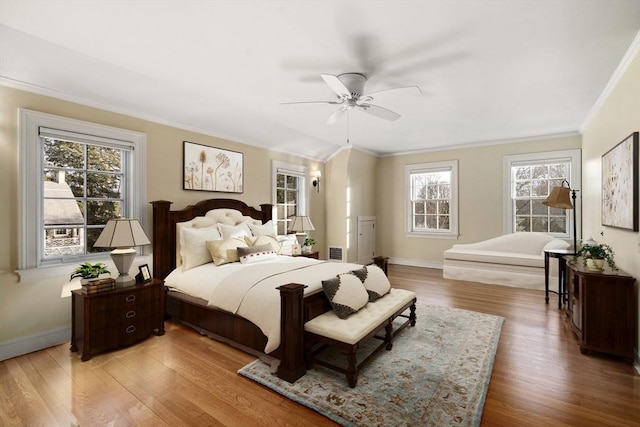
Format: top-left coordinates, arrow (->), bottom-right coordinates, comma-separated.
312,171 -> 321,193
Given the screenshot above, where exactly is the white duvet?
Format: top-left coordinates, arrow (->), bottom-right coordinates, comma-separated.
164,256 -> 364,353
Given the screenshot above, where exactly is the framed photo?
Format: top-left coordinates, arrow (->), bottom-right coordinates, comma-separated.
291,243 -> 302,255
601,132 -> 638,231
137,264 -> 151,283
183,141 -> 243,193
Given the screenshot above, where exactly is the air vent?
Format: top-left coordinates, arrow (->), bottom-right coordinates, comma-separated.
328,246 -> 344,262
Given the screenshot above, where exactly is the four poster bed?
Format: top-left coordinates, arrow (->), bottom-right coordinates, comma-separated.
151,198 -> 388,383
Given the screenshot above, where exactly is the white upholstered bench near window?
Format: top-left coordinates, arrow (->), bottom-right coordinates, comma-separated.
304,288 -> 417,388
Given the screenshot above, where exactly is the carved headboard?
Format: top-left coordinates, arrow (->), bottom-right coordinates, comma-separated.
150,199 -> 273,279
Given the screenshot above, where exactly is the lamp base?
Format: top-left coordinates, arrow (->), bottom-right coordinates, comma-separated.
111,248 -> 137,288
295,233 -> 307,246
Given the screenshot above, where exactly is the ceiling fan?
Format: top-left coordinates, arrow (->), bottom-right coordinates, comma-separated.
283,73 -> 421,124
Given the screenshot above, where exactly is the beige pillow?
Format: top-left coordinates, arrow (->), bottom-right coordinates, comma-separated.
244,234 -> 281,254
206,238 -> 248,266
180,225 -> 222,271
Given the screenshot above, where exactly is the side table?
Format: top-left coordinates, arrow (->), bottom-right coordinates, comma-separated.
294,251 -> 319,259
544,248 -> 575,308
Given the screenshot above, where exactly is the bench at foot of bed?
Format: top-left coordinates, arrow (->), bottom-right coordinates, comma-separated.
304,288 -> 417,388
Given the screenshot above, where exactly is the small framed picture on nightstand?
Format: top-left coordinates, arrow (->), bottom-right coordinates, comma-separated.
291,244 -> 302,255
136,264 -> 151,283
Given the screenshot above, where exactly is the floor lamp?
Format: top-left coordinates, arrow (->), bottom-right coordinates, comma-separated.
542,180 -> 579,253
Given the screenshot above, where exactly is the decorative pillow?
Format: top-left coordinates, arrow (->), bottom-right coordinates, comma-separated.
180,225 -> 222,271
218,222 -> 252,239
244,234 -> 281,253
322,273 -> 369,319
350,265 -> 391,302
206,238 -> 248,266
248,220 -> 276,237
237,244 -> 277,264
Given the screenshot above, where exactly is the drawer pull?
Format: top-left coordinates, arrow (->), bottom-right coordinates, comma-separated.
126,310 -> 136,318
125,295 -> 136,302
125,325 -> 136,334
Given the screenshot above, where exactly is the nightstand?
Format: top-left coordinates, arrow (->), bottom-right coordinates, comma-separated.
70,278 -> 165,361
295,251 -> 319,259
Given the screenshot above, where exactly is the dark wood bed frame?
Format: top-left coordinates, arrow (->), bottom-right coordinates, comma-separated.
151,199 -> 391,383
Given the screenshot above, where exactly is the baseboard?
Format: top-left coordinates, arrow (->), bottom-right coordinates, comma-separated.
0,327 -> 70,362
388,257 -> 443,270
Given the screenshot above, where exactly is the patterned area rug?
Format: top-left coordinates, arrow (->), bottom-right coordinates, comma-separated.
238,304 -> 504,427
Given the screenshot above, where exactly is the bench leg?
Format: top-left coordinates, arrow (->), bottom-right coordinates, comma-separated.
346,348 -> 358,388
410,301 -> 417,327
385,321 -> 393,351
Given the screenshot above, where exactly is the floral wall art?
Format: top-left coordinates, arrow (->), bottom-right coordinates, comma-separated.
183,141 -> 243,193
601,132 -> 638,231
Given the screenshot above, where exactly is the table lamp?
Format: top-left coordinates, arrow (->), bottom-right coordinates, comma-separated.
94,218 -> 151,287
288,215 -> 315,246
542,180 -> 578,253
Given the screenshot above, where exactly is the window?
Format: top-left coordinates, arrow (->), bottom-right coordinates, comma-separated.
405,160 -> 458,238
18,109 -> 146,281
272,161 -> 308,235
504,149 -> 581,237
42,135 -> 126,258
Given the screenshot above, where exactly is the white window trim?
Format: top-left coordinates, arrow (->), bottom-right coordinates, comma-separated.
503,149 -> 581,238
272,160 -> 309,233
405,160 -> 459,239
17,109 -> 147,282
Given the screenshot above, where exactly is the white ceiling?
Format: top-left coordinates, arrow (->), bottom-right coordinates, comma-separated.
1,1 -> 639,161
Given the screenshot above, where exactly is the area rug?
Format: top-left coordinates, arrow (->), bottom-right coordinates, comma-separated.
238,304 -> 505,427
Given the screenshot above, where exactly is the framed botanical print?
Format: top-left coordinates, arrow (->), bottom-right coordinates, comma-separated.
601,132 -> 638,231
183,141 -> 243,193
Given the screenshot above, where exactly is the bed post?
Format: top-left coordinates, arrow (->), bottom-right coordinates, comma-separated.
151,200 -> 173,279
277,283 -> 307,383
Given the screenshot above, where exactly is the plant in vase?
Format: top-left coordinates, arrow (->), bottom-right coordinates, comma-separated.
70,262 -> 111,284
302,238 -> 316,254
572,243 -> 617,271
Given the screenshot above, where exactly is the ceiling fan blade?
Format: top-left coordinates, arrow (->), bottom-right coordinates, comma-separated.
357,103 -> 401,121
281,100 -> 342,105
326,106 -> 347,124
321,74 -> 351,99
362,86 -> 422,100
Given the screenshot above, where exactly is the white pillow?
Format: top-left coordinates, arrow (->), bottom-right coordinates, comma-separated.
322,273 -> 369,319
218,222 -> 252,239
206,238 -> 248,266
244,234 -> 281,253
180,225 -> 222,271
248,220 -> 276,237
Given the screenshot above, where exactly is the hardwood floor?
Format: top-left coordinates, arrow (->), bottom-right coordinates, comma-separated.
1,265 -> 639,426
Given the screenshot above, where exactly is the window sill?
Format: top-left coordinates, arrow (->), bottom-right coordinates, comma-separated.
16,255 -> 152,283
405,232 -> 460,240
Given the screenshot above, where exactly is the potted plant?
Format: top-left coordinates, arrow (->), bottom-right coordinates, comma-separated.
573,243 -> 617,271
70,262 -> 111,284
302,237 -> 316,254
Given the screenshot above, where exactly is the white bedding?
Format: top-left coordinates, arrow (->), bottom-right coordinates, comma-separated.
165,255 -> 365,353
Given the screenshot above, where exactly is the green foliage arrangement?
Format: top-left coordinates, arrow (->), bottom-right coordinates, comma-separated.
303,238 -> 316,246
573,243 -> 617,270
70,262 -> 110,280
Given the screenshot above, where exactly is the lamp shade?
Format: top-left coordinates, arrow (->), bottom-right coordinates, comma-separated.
94,218 -> 151,249
542,186 -> 573,210
288,215 -> 315,233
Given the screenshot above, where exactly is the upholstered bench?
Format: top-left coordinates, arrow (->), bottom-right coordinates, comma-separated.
304,288 -> 417,387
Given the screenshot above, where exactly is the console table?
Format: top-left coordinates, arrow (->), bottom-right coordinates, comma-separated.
566,261 -> 635,362
544,248 -> 575,308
